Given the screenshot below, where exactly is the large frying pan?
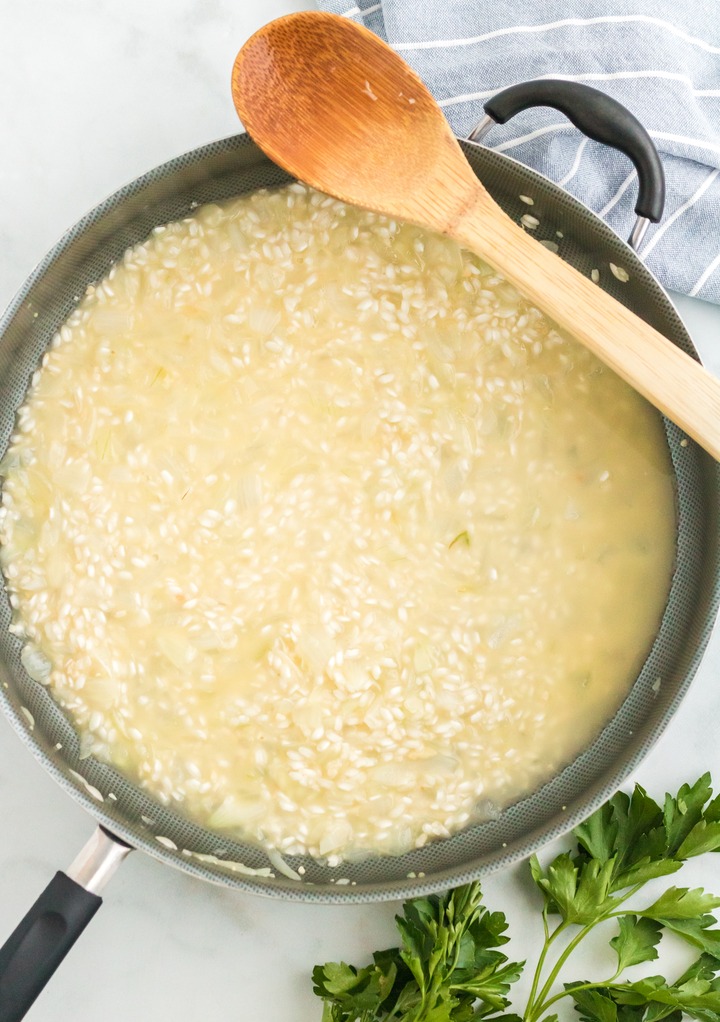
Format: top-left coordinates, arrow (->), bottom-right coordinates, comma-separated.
0,81 -> 718,1021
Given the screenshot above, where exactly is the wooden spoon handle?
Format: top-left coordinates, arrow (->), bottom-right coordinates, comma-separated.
452,204 -> 720,460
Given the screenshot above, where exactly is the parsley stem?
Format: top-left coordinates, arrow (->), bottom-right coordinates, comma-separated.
526,882 -> 645,1021
532,976 -> 619,1017
528,919 -> 600,1020
523,915 -> 566,1020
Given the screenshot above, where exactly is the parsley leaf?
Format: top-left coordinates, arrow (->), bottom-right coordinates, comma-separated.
609,916 -> 663,971
312,958 -> 398,1021
653,918 -> 720,957
642,888 -> 720,921
531,853 -> 617,924
567,984 -> 619,1022
663,778 -> 715,857
567,959 -> 720,1022
313,883 -> 523,1021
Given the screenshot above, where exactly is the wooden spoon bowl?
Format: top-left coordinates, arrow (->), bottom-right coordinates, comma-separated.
232,13 -> 478,229
232,12 -> 720,460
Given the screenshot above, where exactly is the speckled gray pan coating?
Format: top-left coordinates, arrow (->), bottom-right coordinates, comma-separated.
0,133 -> 718,902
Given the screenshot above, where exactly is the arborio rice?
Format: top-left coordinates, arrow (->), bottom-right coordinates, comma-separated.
0,183 -> 676,861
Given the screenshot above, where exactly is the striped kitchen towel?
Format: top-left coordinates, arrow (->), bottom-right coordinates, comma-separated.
316,0 -> 720,303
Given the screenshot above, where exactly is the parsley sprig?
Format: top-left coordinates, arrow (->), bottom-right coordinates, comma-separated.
313,882 -> 523,1022
313,774 -> 720,1022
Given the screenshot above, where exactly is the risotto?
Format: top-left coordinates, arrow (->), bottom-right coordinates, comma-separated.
0,183 -> 676,861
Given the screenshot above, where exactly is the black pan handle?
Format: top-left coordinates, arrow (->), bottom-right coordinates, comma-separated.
479,79 -> 665,224
0,827 -> 131,1022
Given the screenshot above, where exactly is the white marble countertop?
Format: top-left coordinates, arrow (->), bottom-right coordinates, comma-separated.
1,3 -> 719,1020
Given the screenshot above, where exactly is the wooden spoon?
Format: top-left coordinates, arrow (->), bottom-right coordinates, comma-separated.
232,11 -> 720,460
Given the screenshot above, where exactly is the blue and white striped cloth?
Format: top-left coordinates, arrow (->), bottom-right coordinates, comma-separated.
316,0 -> 720,304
